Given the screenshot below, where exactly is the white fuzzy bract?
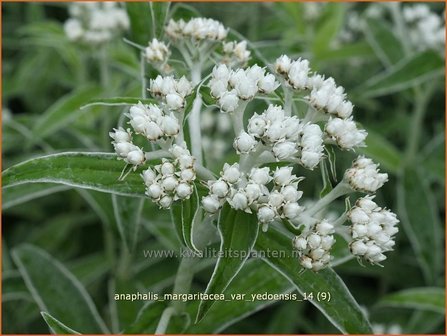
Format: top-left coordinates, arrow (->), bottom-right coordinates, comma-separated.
209,64 -> 279,112
145,38 -> 170,63
126,102 -> 180,140
293,219 -> 335,271
149,75 -> 193,110
245,105 -> 324,169
325,117 -> 367,149
109,127 -> 145,167
345,156 -> 388,193
202,165 -> 304,230
142,143 -> 196,208
223,40 -> 251,65
166,18 -> 228,41
349,196 -> 399,265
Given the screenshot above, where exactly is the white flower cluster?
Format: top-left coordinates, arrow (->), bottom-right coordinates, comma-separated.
293,220 -> 336,271
349,196 -> 399,264
209,64 -> 279,113
275,55 -> 367,150
145,38 -> 170,64
142,143 -> 196,208
149,75 -> 193,110
202,165 -> 304,228
126,102 -> 180,141
222,40 -> 251,65
109,127 -> 145,167
403,4 -> 445,52
238,105 -> 324,169
165,18 -> 228,41
345,156 -> 388,193
325,117 -> 367,150
64,2 -> 129,44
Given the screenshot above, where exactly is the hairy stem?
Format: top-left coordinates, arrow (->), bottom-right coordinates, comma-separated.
140,53 -> 147,99
303,182 -> 352,217
188,66 -> 203,165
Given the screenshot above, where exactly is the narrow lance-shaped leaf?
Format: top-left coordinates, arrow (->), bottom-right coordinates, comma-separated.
360,50 -> 444,98
397,167 -> 442,284
171,186 -> 201,252
196,205 -> 259,322
81,97 -> 157,109
312,3 -> 346,58
12,244 -> 109,334
3,183 -> 70,210
112,195 -> 144,252
255,227 -> 373,334
187,259 -> 294,333
124,301 -> 189,334
126,3 -> 152,46
150,2 -> 171,39
32,85 -> 102,140
41,312 -> 81,335
377,287 -> 445,314
364,18 -> 404,67
2,152 -> 163,197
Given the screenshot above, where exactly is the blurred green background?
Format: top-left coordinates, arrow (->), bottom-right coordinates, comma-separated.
2,2 -> 445,334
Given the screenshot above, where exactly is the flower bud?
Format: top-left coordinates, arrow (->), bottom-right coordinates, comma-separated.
258,73 -> 278,93
145,121 -> 164,141
281,185 -> 301,202
176,183 -> 193,199
283,202 -> 301,219
166,93 -> 184,110
110,127 -> 131,142
160,114 -> 180,136
275,55 -> 292,74
272,141 -> 297,160
211,179 -> 230,197
219,90 -> 239,113
176,76 -> 192,97
236,80 -> 257,100
147,183 -> 163,199
247,114 -> 267,137
268,191 -> 284,208
273,167 -> 294,186
127,148 -> 145,165
142,168 -> 157,185
229,191 -> 248,210
212,64 -> 230,81
202,195 -> 221,213
316,220 -> 334,235
257,206 -> 276,223
249,167 -> 271,185
114,142 -> 134,157
178,155 -> 194,169
180,168 -> 196,181
159,195 -> 173,208
293,236 -> 307,250
222,163 -> 241,184
233,131 -> 257,154
245,183 -> 262,202
162,176 -> 178,191
210,79 -> 228,98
